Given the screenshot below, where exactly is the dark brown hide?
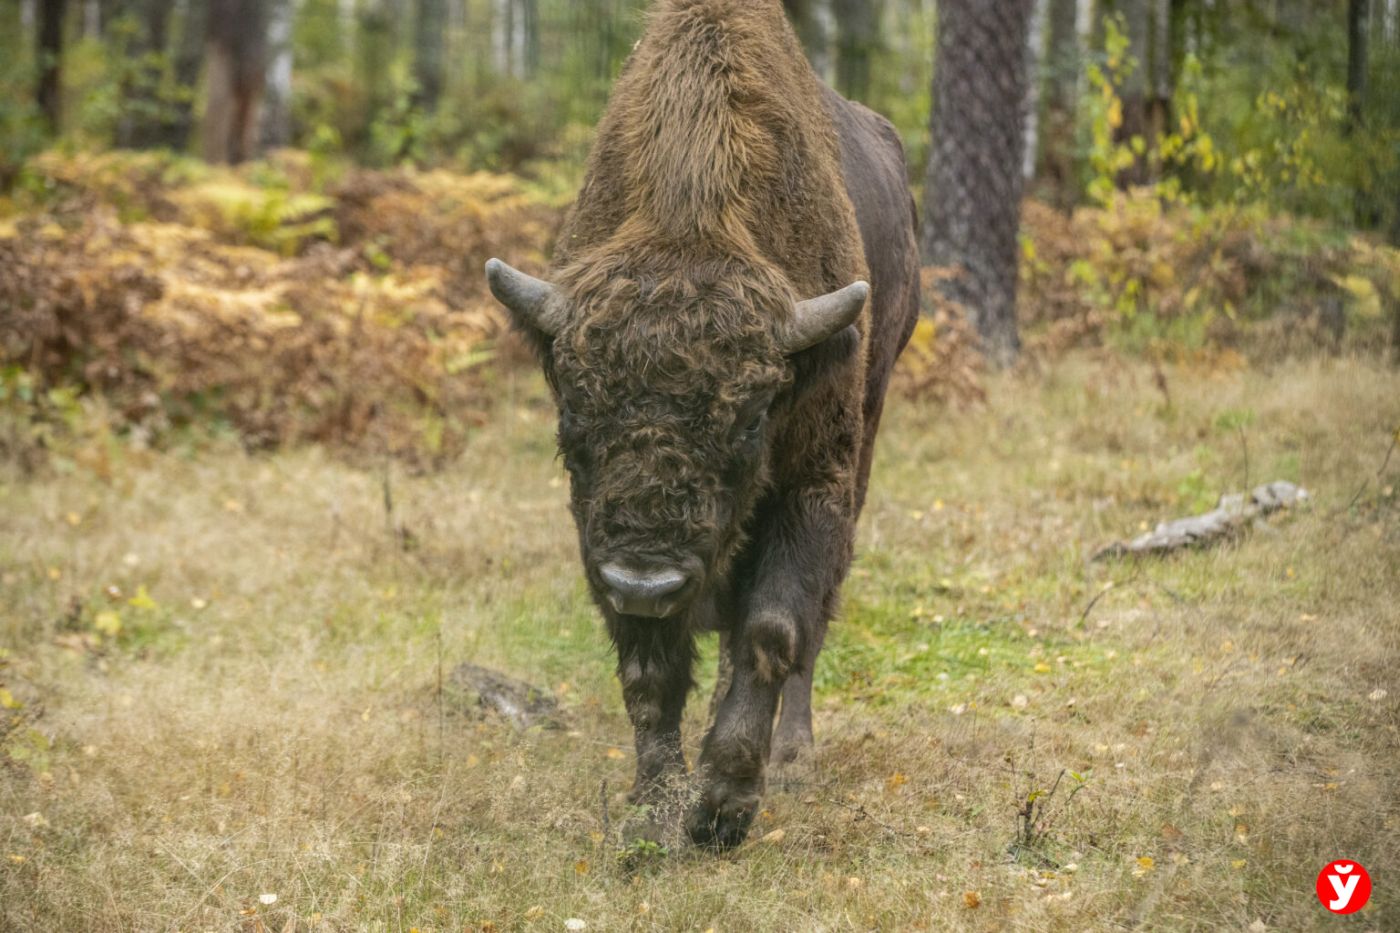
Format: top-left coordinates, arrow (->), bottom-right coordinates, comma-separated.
491,0 -> 918,849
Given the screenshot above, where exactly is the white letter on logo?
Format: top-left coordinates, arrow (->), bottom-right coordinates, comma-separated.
1328,872 -> 1360,911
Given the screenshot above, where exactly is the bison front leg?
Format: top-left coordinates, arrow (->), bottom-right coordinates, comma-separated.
615,628 -> 694,843
688,491 -> 851,849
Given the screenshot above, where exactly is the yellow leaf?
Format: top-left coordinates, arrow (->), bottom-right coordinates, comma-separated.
605,747 -> 626,760
574,859 -> 590,875
93,611 -> 122,639
1231,859 -> 1247,870
1135,856 -> 1156,874
963,891 -> 981,909
127,585 -> 158,611
1034,662 -> 1052,674
0,689 -> 20,710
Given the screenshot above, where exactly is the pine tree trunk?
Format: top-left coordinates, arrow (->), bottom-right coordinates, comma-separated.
1148,0 -> 1172,142
414,0 -> 447,108
1024,0 -> 1049,181
1116,0 -> 1151,186
1348,0 -> 1370,134
262,0 -> 293,149
357,0 -> 393,144
203,0 -> 267,164
921,0 -> 1035,368
37,0 -> 67,133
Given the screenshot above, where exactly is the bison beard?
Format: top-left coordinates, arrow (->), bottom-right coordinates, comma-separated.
487,0 -> 919,850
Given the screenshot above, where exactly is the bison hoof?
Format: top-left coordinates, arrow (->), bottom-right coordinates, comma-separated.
686,782 -> 761,850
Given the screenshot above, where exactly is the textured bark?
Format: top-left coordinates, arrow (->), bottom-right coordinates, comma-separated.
203,0 -> 267,164
414,0 -> 447,108
833,0 -> 880,102
37,0 -> 67,133
1094,482 -> 1309,560
921,0 -> 1034,367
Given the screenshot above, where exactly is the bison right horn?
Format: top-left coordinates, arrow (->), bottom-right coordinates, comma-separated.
485,259 -> 569,337
781,281 -> 870,353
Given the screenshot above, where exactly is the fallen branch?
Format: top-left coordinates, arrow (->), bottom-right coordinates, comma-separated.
447,663 -> 562,730
1093,481 -> 1309,562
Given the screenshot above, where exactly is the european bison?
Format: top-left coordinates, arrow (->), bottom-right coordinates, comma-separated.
487,0 -> 919,849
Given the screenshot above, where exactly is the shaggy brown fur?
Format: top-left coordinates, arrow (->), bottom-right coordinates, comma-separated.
494,0 -> 920,849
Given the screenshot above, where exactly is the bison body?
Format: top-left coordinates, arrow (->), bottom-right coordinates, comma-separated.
487,0 -> 918,849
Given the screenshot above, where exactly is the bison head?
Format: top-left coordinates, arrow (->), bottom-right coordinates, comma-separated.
486,257 -> 867,622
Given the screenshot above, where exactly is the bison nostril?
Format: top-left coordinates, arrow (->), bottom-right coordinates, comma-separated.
600,563 -> 688,600
599,563 -> 691,617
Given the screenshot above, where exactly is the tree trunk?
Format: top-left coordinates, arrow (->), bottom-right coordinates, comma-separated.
357,0 -> 393,143
492,0 -> 537,79
833,0 -> 879,102
1024,0 -> 1049,181
37,0 -> 67,133
1116,0 -> 1151,186
262,0 -> 294,149
1040,0 -> 1081,206
1349,0 -> 1375,228
1348,0 -> 1370,134
921,0 -> 1035,368
414,0 -> 447,109
203,0 -> 267,164
1148,0 -> 1172,143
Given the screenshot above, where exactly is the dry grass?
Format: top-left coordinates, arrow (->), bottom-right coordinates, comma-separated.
1,352 -> 1397,931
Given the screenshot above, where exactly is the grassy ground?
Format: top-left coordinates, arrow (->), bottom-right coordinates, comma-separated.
2,352 -> 1397,931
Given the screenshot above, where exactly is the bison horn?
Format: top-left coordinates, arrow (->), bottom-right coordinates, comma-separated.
485,259 -> 569,337
780,281 -> 870,353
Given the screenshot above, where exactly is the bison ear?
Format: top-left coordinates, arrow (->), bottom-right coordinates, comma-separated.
485,259 -> 569,338
780,281 -> 870,354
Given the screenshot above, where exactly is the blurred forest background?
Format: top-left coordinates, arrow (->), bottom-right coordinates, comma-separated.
1,0 -> 1398,464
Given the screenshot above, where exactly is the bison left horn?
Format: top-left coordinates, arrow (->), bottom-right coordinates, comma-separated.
781,281 -> 870,353
485,259 -> 569,337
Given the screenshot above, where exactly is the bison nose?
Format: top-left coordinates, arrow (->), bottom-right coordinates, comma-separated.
599,563 -> 690,618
